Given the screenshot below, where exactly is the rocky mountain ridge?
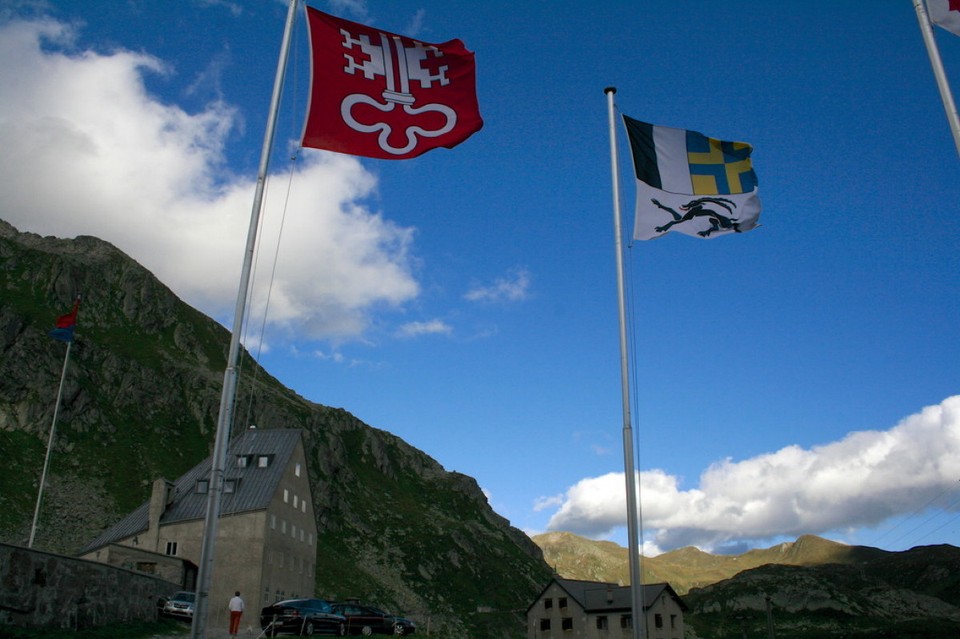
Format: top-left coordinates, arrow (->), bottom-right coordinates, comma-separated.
7,219 -> 959,638
0,220 -> 551,638
533,531 -> 960,638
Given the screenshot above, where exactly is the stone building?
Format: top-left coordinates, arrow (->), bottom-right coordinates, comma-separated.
526,577 -> 686,639
80,428 -> 317,632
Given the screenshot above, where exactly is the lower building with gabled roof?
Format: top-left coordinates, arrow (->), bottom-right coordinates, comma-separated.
526,577 -> 687,639
79,427 -> 317,633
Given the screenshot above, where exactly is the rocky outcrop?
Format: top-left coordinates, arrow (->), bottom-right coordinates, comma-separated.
0,220 -> 551,639
534,531 -> 960,638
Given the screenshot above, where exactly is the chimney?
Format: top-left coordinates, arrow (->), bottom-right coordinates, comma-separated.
146,478 -> 174,552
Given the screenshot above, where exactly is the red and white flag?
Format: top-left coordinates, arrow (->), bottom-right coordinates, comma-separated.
302,7 -> 483,160
929,0 -> 960,36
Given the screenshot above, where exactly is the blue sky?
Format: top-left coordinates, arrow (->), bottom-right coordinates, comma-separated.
2,0 -> 959,556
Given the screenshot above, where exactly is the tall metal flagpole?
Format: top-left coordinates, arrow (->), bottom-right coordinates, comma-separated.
915,0 -> 960,158
604,86 -> 645,639
190,0 -> 299,637
28,340 -> 72,549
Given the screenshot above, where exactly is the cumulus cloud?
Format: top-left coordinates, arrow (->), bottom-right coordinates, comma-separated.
0,17 -> 418,342
544,396 -> 960,552
464,267 -> 531,303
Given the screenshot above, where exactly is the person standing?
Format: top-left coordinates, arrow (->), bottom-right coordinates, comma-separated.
228,591 -> 245,636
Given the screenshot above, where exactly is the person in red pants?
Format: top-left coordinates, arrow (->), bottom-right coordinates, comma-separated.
228,591 -> 245,636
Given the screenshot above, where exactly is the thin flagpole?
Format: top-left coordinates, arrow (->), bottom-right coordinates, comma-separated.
604,86 -> 645,639
189,0 -> 299,637
28,339 -> 72,549
915,0 -> 960,158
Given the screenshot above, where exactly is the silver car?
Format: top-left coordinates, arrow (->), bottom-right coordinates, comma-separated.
162,591 -> 196,620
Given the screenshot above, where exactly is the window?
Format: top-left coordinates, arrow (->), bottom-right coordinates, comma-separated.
561,617 -> 573,630
237,455 -> 252,468
295,463 -> 301,477
291,524 -> 297,539
620,615 -> 632,629
196,480 -> 208,494
596,616 -> 608,630
293,495 -> 299,508
670,614 -> 677,629
655,613 -> 663,629
284,489 -> 289,503
559,597 -> 568,609
281,520 -> 287,533
258,455 -> 271,468
301,501 -> 307,513
270,514 -> 276,529
300,529 -> 305,542
165,541 -> 178,556
223,479 -> 237,493
544,598 -> 553,610
308,533 -> 314,546
539,619 -> 551,631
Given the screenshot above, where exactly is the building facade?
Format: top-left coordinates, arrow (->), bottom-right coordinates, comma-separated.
526,578 -> 686,639
80,428 -> 317,633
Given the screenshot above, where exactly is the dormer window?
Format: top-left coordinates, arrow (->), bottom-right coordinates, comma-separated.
196,480 -> 209,494
257,455 -> 272,468
224,479 -> 238,494
236,455 -> 253,468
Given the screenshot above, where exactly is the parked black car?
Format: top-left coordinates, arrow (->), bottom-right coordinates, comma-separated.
260,598 -> 347,636
330,602 -> 416,636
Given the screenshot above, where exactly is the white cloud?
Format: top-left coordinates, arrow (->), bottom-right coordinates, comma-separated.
194,0 -> 243,17
326,0 -> 369,21
545,396 -> 960,552
396,319 -> 453,338
533,494 -> 565,512
464,267 -> 531,303
403,9 -> 426,38
0,17 -> 419,342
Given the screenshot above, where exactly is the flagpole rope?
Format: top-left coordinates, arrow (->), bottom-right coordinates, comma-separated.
867,478 -> 960,549
611,99 -> 647,564
238,1 -> 306,436
625,251 -> 644,554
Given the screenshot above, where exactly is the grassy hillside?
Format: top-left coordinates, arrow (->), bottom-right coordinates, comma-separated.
0,220 -> 551,638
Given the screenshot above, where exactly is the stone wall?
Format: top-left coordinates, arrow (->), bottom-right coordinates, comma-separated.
0,542 -> 180,629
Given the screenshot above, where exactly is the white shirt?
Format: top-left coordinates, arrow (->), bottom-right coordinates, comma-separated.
229,596 -> 244,612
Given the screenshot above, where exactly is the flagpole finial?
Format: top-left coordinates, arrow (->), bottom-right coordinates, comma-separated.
604,86 -> 617,95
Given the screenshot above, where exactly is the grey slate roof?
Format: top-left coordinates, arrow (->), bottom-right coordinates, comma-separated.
80,428 -> 304,555
528,578 -> 687,614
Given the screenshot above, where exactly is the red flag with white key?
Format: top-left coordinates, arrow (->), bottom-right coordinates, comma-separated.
302,7 -> 483,160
